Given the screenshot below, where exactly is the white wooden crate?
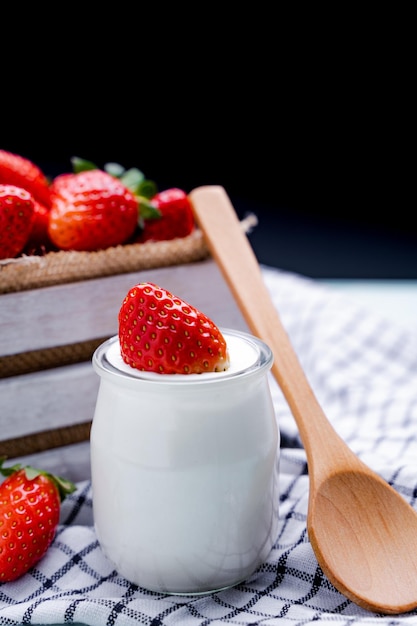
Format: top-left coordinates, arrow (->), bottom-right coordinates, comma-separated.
0,259 -> 248,481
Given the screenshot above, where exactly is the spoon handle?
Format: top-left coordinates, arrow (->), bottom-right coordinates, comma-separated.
190,186 -> 352,476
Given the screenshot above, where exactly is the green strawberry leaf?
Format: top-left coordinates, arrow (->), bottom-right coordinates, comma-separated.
0,456 -> 22,476
71,156 -> 98,173
104,162 -> 126,178
138,178 -> 158,199
70,157 -> 159,205
120,170 -> 158,200
51,474 -> 77,501
119,167 -> 145,191
138,197 -> 161,221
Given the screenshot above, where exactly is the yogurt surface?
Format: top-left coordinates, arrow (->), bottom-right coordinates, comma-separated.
105,329 -> 262,382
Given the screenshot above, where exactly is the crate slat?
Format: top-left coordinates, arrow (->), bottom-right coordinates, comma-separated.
0,259 -> 247,357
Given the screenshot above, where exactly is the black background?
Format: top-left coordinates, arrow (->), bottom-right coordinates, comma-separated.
2,13 -> 415,279
3,125 -> 414,280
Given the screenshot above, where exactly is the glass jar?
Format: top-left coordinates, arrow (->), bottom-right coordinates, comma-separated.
90,328 -> 280,594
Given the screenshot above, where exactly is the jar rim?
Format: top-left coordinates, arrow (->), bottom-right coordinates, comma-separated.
92,328 -> 273,387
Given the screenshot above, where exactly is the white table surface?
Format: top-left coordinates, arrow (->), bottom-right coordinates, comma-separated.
319,279 -> 417,331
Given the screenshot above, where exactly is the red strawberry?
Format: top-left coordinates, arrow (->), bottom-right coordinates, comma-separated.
0,457 -> 75,582
0,149 -> 51,208
0,184 -> 36,259
23,201 -> 55,255
134,188 -> 195,243
118,282 -> 230,374
48,170 -> 139,251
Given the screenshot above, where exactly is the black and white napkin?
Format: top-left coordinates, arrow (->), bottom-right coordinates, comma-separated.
1,267 -> 417,626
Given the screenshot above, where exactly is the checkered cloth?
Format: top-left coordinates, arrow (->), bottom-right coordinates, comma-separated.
1,267 -> 417,626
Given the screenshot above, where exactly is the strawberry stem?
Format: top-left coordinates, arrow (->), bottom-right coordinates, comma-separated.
0,456 -> 76,502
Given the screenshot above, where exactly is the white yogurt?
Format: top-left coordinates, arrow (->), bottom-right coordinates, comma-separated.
105,332 -> 258,380
90,328 -> 280,594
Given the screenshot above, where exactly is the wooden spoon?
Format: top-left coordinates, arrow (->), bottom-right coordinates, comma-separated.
190,185 -> 417,614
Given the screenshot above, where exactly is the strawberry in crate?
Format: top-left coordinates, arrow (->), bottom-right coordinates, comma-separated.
133,187 -> 195,243
0,185 -> 36,260
0,150 -> 54,257
0,149 -> 52,209
48,157 -> 195,251
1,151 -> 196,258
47,168 -> 140,251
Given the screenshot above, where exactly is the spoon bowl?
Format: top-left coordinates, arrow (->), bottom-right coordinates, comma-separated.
190,185 -> 417,614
